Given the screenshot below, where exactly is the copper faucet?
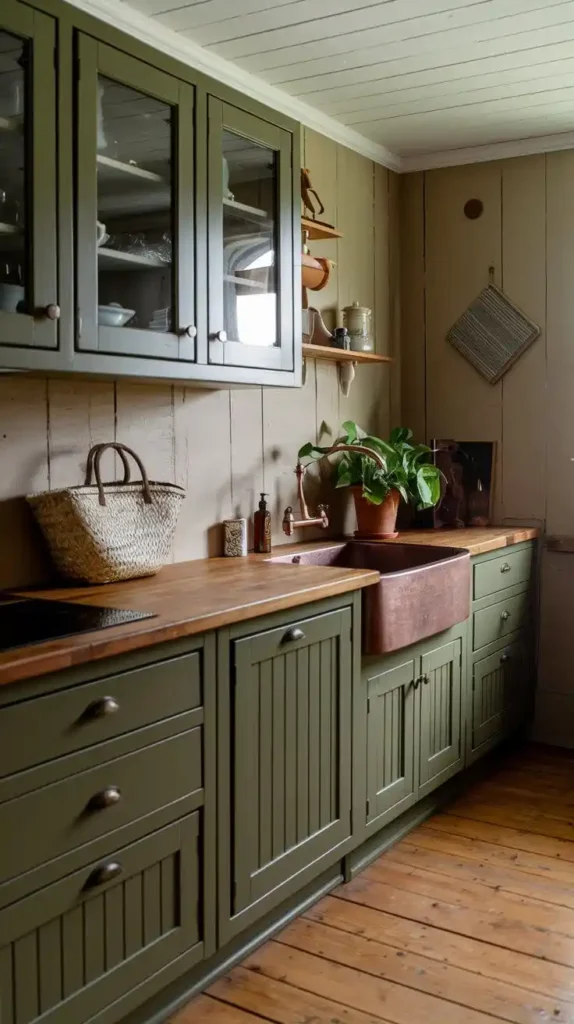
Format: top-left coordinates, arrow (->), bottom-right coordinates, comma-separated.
282,444 -> 386,537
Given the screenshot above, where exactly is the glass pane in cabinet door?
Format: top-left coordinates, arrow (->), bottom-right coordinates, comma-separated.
97,76 -> 174,333
223,130 -> 277,347
0,31 -> 28,317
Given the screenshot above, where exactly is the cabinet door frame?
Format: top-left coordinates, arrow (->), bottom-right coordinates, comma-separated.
365,655 -> 418,835
418,637 -> 463,797
76,35 -> 198,362
207,97 -> 295,372
0,1 -> 58,350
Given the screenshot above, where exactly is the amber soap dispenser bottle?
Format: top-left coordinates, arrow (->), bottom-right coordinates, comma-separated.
254,492 -> 271,553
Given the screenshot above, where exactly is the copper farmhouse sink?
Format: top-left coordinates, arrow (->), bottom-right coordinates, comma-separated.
268,542 -> 470,654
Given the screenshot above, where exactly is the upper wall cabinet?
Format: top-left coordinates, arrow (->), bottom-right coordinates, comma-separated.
75,36 -> 198,363
0,1 -> 58,350
207,98 -> 296,374
0,3 -> 300,387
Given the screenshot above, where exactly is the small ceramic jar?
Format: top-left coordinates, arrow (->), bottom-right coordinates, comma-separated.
342,302 -> 373,352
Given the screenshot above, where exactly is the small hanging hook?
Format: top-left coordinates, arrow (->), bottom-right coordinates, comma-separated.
488,265 -> 495,284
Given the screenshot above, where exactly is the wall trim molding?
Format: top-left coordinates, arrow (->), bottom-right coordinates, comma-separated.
67,0 -> 402,172
402,131 -> 574,173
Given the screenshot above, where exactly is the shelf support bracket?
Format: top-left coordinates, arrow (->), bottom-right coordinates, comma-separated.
337,359 -> 356,397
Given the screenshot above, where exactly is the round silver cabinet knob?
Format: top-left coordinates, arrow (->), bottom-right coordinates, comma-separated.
44,304 -> 61,320
213,329 -> 227,342
184,324 -> 197,338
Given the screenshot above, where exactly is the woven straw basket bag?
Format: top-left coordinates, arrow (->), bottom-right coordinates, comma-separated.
27,442 -> 185,584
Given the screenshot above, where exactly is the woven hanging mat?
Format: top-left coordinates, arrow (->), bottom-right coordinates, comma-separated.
446,283 -> 540,384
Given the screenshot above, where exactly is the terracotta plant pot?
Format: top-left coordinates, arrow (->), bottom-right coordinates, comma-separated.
352,486 -> 401,539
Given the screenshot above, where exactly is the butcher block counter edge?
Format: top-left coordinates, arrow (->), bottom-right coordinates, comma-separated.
0,557 -> 378,688
0,526 -> 538,688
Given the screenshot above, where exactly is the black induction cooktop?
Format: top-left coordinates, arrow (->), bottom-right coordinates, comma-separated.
0,598 -> 156,652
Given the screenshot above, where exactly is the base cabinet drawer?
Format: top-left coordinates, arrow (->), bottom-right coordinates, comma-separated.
473,546 -> 533,600
0,815 -> 202,1024
0,651 -> 202,780
473,590 -> 530,651
0,729 -> 201,885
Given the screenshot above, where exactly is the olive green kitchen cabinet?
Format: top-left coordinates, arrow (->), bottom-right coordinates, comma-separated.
0,0 -> 301,386
467,542 -> 535,763
0,634 -> 216,1024
217,597 -> 355,944
0,0 -> 59,352
362,622 -> 466,839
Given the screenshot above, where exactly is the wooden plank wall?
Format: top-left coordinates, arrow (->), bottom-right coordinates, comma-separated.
0,129 -> 398,588
400,153 -> 572,745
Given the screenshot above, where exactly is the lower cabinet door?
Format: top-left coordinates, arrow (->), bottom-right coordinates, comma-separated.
0,816 -> 201,1024
419,637 -> 463,797
365,656 -> 417,831
472,637 -> 526,752
229,607 -> 353,923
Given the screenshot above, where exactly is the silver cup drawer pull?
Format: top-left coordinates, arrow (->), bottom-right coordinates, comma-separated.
88,786 -> 122,811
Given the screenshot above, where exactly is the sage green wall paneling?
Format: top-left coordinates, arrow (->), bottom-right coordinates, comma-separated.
418,637 -> 463,797
0,817 -> 202,1024
0,2 -> 58,351
365,655 -> 417,832
399,172 -> 425,441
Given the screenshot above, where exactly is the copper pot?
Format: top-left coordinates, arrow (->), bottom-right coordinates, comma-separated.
352,486 -> 401,539
302,253 -> 334,291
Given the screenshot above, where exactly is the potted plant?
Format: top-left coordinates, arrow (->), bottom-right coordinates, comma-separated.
298,422 -> 442,538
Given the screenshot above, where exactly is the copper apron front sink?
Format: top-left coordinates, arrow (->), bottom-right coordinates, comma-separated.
268,542 -> 470,654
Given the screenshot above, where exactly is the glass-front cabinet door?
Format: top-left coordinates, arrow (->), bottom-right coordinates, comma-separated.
0,2 -> 58,350
208,98 -> 295,372
76,36 -> 197,361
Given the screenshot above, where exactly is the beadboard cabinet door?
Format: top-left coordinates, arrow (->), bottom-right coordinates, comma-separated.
419,637 -> 464,797
365,654 -> 418,834
219,602 -> 353,942
0,816 -> 201,1024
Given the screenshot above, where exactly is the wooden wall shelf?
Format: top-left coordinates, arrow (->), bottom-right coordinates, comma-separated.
301,217 -> 343,241
302,343 -> 392,364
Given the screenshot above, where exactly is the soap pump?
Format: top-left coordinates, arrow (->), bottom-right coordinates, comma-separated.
254,492 -> 271,554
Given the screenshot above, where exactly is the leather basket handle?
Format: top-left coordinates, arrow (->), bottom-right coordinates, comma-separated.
85,443 -> 131,486
91,442 -> 153,507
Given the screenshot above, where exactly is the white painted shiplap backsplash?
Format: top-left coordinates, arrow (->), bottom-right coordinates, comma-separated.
0,129 -> 399,588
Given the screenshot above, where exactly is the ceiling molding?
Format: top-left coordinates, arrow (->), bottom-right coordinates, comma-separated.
65,0 -> 403,172
402,130 -> 574,172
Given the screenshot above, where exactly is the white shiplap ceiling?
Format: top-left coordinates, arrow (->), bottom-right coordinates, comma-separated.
82,0 -> 574,170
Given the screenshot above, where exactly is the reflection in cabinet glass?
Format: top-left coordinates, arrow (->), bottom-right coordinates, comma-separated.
222,130 -> 277,349
209,98 -> 296,373
97,75 -> 174,334
0,30 -> 27,316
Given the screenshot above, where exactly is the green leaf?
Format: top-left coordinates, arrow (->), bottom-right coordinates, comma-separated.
341,420 -> 358,442
298,442 -> 315,458
335,471 -> 352,488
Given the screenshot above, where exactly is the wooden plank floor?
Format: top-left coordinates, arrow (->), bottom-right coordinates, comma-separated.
172,744 -> 574,1023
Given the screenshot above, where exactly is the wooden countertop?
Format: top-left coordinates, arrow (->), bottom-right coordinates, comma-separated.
0,526 -> 538,688
385,526 -> 539,556
0,555 -> 379,688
